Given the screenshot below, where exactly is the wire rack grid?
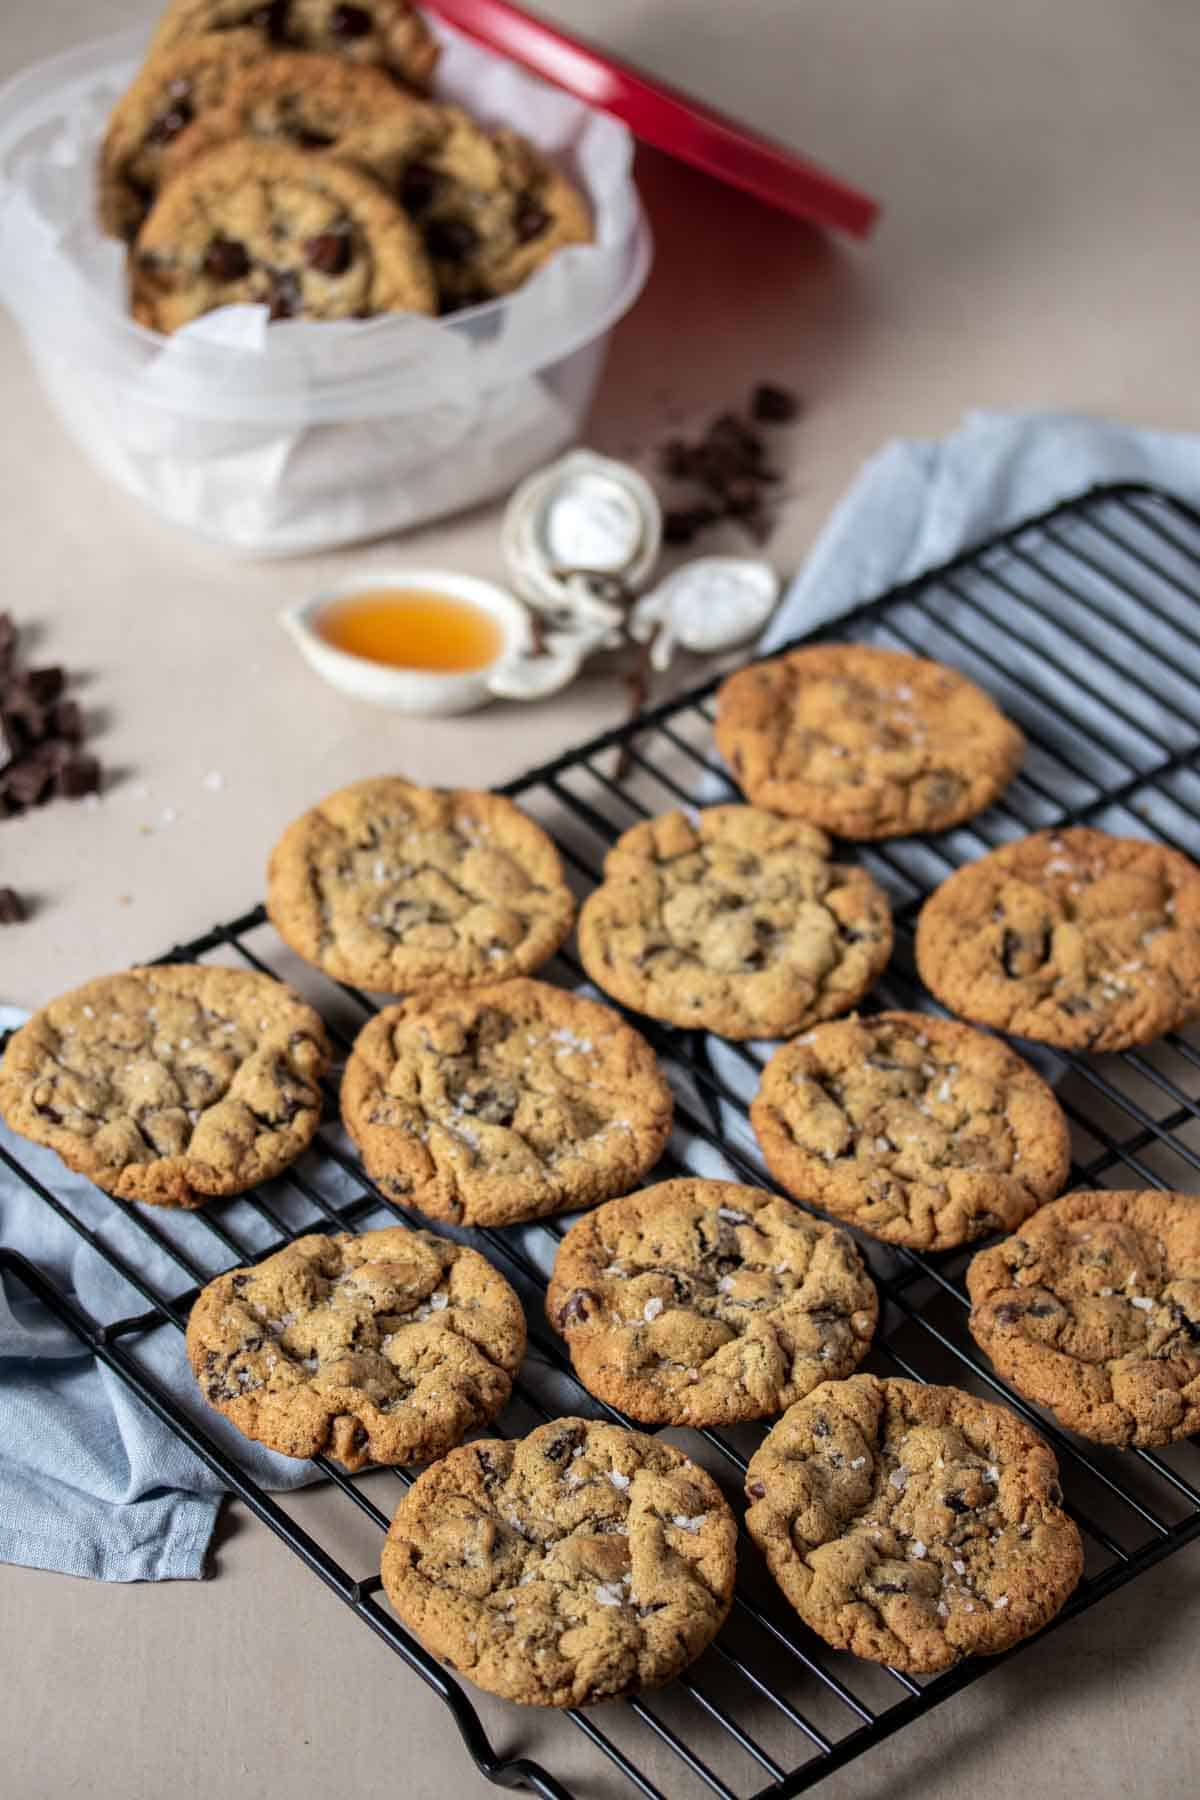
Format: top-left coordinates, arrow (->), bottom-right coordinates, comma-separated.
3,481 -> 1200,1800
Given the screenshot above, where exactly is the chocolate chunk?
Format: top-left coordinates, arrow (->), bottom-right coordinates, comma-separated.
0,713 -> 19,772
425,217 -> 480,262
58,754 -> 101,798
292,127 -> 336,150
557,1287 -> 599,1327
26,666 -> 64,705
330,3 -> 372,38
267,270 -> 302,321
746,1480 -> 766,1499
515,198 -> 550,243
145,96 -> 193,146
5,759 -> 52,807
943,1491 -> 971,1514
751,381 -> 799,423
400,161 -> 439,212
0,887 -> 24,923
660,437 -> 694,480
663,504 -> 718,545
249,0 -> 289,38
304,230 -> 352,275
204,237 -> 251,281
50,699 -> 83,742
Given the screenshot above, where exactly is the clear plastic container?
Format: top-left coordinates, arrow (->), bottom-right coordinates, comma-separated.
0,19 -> 651,556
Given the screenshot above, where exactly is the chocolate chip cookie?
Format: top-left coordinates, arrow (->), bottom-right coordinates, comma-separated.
968,1190 -> 1200,1447
546,1179 -> 877,1426
131,139 -> 436,330
0,965 -> 329,1208
266,777 -> 575,994
576,805 -> 893,1039
340,979 -> 673,1227
915,829 -> 1200,1050
743,1374 -> 1082,1674
164,60 -> 593,311
715,644 -> 1025,838
380,1417 -> 737,1706
398,118 -> 592,309
187,1226 -> 526,1470
99,31 -> 266,241
750,1012 -> 1070,1251
148,0 -> 439,92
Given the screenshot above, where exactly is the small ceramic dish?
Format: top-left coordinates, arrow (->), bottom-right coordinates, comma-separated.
280,568 -> 547,716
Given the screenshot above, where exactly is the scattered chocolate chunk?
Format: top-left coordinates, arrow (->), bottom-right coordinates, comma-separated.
426,217 -> 480,262
0,616 -> 100,823
304,230 -> 352,275
58,754 -> 101,799
0,887 -> 24,924
654,382 -> 800,547
751,381 -> 799,423
664,504 -> 719,546
204,237 -> 251,282
26,667 -> 64,705
515,198 -> 551,243
5,759 -> 52,808
330,3 -> 373,39
50,699 -> 83,742
292,127 -> 336,150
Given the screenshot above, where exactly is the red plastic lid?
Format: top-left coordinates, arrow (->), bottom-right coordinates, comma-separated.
425,0 -> 879,238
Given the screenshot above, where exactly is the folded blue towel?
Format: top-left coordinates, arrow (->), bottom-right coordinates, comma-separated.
5,408 -> 1199,1582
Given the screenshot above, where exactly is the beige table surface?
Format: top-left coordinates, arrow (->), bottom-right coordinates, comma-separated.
4,1 -> 1200,1796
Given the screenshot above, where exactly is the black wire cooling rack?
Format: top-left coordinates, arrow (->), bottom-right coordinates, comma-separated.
4,481 -> 1200,1800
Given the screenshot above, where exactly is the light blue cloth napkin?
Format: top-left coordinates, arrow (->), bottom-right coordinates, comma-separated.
765,409 -> 1200,647
5,408 -> 1199,1583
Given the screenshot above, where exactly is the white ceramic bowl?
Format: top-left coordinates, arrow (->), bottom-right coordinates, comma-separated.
280,569 -> 538,716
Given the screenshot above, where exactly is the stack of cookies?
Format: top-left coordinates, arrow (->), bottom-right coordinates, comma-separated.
5,641 -> 1200,1709
100,0 -> 593,331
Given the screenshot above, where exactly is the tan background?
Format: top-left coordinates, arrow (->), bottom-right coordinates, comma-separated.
3,1 -> 1200,1795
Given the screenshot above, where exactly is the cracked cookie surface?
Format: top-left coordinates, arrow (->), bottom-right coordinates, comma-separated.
967,1190 -> 1200,1446
750,1012 -> 1070,1250
99,31 -> 267,241
743,1374 -> 1082,1674
546,1179 -> 877,1425
148,0 -> 439,92
380,1416 -> 736,1706
186,1226 -> 526,1469
915,828 -> 1200,1050
340,979 -> 673,1226
715,644 -> 1025,838
576,805 -> 893,1039
132,139 -> 436,331
0,965 -> 329,1208
266,776 -> 575,994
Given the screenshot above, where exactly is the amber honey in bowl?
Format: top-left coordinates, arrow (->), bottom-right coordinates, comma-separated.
316,588 -> 504,674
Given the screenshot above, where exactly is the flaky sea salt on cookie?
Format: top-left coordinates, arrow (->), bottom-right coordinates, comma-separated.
266,775 -> 575,994
715,644 -> 1024,838
340,979 -> 673,1226
744,1375 -> 1082,1674
577,804 -> 893,1039
0,964 -> 328,1208
187,1226 -> 526,1469
381,1417 -> 736,1706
